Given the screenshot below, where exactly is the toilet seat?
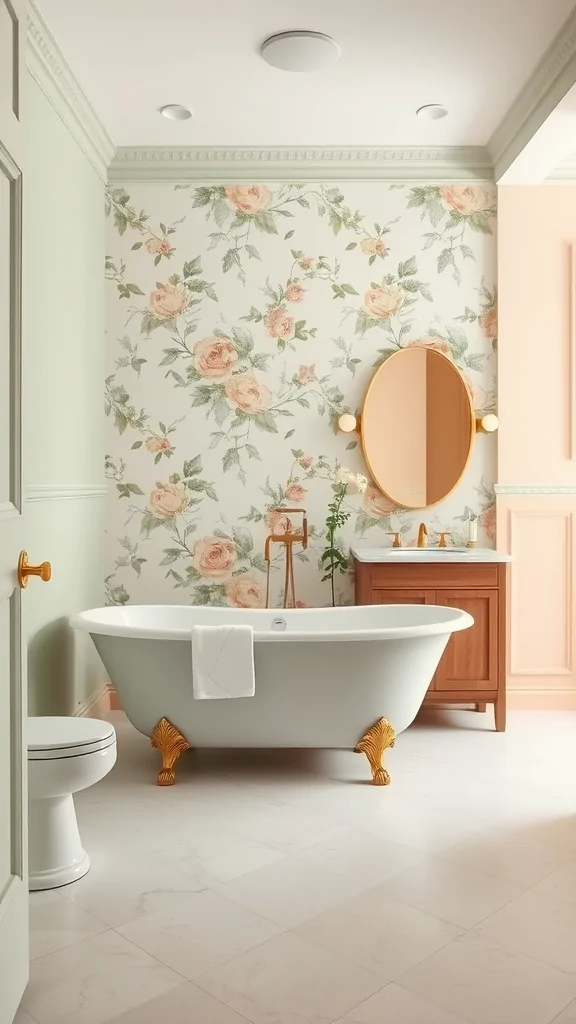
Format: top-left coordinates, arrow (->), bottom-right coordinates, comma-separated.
28,717 -> 116,760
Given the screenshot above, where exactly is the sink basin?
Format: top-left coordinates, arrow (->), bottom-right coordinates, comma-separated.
386,547 -> 469,556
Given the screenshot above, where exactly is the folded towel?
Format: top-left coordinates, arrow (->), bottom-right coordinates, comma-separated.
191,624 -> 255,700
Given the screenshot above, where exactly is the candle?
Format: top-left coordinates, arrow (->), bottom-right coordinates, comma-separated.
468,517 -> 478,544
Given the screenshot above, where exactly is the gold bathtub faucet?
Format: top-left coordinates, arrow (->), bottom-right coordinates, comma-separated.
264,508 -> 308,609
417,522 -> 428,548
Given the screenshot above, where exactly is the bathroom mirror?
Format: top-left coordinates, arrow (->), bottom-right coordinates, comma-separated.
361,347 -> 474,508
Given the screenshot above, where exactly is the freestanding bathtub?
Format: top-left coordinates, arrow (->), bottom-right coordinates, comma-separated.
70,604 -> 473,786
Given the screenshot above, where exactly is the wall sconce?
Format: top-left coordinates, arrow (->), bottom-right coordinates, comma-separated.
338,413 -> 359,433
475,413 -> 499,434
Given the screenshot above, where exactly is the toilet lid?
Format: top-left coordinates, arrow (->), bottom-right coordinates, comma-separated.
28,717 -> 116,760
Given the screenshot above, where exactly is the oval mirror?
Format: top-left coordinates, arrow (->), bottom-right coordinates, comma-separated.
361,347 -> 474,509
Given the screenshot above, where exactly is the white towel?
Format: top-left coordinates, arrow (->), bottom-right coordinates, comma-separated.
191,625 -> 255,699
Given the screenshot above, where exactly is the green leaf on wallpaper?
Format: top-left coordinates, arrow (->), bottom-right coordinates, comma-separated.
222,248 -> 241,273
191,386 -> 214,407
253,411 -> 278,433
423,232 -> 439,250
296,396 -> 310,409
419,285 -> 433,302
233,526 -> 253,555
213,395 -> 230,427
203,483 -> 218,501
223,448 -> 241,472
373,347 -> 397,367
250,353 -> 271,371
251,555 -> 268,574
245,244 -> 261,261
467,213 -> 493,235
191,187 -> 213,207
183,456 -> 202,477
209,432 -> 226,449
204,284 -> 218,301
328,209 -> 342,235
461,244 -> 475,260
401,279 -> 420,293
296,196 -> 310,208
346,441 -> 358,450
131,441 -> 143,449
183,257 -> 202,278
398,256 -> 417,278
184,524 -> 197,542
160,549 -> 182,565
131,242 -> 143,250
232,326 -> 254,355
345,242 -> 357,251
158,421 -> 167,433
284,230 -> 295,240
253,212 -> 278,235
245,444 -> 261,460
284,430 -> 295,440
214,200 -> 230,227
437,249 -> 454,274
340,283 -> 358,295
140,513 -> 165,534
426,200 -> 445,227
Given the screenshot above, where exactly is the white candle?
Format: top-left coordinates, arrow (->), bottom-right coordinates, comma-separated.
468,518 -> 478,543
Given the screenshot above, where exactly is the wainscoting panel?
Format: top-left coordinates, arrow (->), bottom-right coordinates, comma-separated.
497,495 -> 576,707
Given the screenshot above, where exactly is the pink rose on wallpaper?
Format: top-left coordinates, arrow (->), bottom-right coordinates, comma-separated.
224,185 -> 272,214
363,284 -> 404,319
284,481 -> 306,503
480,307 -> 497,340
409,337 -> 451,356
224,373 -> 270,414
265,306 -> 295,340
193,337 -> 238,379
148,282 -> 190,319
225,575 -> 263,608
480,505 -> 496,542
145,436 -> 172,453
191,536 -> 237,579
297,256 -> 315,271
297,364 -> 316,383
285,282 -> 306,303
265,509 -> 292,535
439,185 -> 491,215
146,237 -> 174,256
363,483 -> 398,518
149,482 -> 187,518
360,237 -> 387,256
299,455 -> 314,470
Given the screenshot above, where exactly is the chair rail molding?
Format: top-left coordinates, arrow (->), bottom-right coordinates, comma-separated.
488,5 -> 576,181
26,484 -> 107,502
108,146 -> 494,182
26,0 -> 114,181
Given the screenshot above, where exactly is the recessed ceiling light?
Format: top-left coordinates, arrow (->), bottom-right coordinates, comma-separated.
416,104 -> 448,120
261,31 -> 340,72
160,104 -> 193,121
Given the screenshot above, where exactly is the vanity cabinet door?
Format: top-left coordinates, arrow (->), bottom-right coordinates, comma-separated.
434,590 -> 498,692
370,589 -> 433,606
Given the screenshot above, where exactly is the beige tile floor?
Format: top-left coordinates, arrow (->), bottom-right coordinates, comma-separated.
16,709 -> 576,1024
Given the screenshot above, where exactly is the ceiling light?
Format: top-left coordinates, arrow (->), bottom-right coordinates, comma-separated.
261,31 -> 340,72
416,104 -> 448,121
160,104 -> 192,121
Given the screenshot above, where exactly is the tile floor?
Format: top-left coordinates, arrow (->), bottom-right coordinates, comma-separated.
17,708 -> 576,1024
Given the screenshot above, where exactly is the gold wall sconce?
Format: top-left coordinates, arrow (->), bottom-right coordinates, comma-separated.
475,413 -> 499,434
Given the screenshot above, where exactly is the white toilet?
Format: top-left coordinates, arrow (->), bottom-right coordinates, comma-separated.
28,717 -> 117,891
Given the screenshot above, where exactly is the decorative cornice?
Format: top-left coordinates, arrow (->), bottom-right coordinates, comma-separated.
495,484 -> 576,495
488,7 -> 576,181
108,146 -> 493,182
26,0 -> 115,182
26,484 -> 107,502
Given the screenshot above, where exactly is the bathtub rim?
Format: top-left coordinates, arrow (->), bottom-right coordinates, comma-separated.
70,604 -> 474,644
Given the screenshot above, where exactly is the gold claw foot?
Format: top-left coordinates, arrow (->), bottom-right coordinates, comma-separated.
355,717 -> 396,786
150,717 -> 190,786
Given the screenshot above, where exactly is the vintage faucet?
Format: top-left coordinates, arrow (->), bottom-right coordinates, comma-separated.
417,522 -> 428,548
264,508 -> 308,609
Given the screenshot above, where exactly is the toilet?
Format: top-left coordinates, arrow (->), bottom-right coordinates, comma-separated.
28,717 -> 117,891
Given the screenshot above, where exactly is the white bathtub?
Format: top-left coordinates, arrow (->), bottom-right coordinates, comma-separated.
70,604 -> 472,785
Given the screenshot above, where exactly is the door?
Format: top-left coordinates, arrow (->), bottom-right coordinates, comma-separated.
371,590 -> 437,690
0,0 -> 28,1018
434,590 -> 498,693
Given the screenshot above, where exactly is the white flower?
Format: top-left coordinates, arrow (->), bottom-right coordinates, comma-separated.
333,467 -> 368,495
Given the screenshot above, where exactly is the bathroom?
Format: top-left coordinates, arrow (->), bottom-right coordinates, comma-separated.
3,1 -> 576,1022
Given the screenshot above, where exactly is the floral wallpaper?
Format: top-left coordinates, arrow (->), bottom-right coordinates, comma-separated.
105,180 -> 497,608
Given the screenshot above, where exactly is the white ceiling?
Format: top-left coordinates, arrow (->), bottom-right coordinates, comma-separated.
37,0 -> 576,148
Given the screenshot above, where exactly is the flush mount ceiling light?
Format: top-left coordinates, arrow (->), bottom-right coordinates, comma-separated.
261,31 -> 340,72
160,104 -> 193,121
416,104 -> 448,120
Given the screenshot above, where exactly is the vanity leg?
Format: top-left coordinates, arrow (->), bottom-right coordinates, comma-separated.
475,703 -> 487,713
355,717 -> 396,786
494,697 -> 506,733
150,717 -> 190,785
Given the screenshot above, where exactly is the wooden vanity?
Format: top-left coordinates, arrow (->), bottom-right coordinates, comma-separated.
352,549 -> 509,731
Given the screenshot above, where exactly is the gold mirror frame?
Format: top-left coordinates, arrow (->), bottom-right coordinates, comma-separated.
360,347 -> 475,510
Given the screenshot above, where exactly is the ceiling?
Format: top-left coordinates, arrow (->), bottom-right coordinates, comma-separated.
37,0 -> 576,148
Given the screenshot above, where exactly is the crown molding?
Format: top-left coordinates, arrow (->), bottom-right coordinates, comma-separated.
488,7 -> 576,181
108,145 -> 493,182
495,484 -> 576,495
26,0 -> 115,182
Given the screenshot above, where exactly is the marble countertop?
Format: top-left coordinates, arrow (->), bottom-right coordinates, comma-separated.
350,545 -> 512,563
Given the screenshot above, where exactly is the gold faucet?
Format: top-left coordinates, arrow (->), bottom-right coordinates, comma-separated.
264,508 -> 308,609
417,522 -> 428,548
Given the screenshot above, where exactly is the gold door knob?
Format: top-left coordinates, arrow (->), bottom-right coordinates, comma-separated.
18,551 -> 52,589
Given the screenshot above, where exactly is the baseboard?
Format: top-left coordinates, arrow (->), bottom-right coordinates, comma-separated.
507,689 -> 576,710
108,686 -> 123,711
74,683 -> 115,718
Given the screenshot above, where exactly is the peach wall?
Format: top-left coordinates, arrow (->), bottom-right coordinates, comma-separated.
497,186 -> 576,708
